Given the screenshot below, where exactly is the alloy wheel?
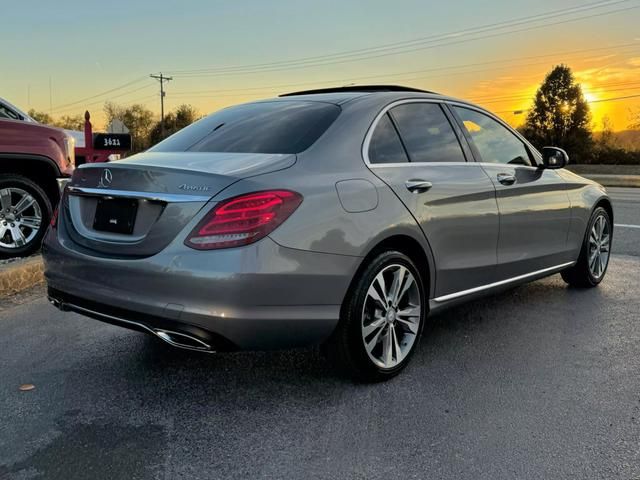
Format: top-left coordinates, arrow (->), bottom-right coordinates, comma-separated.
361,264 -> 421,369
0,188 -> 42,249
588,214 -> 610,279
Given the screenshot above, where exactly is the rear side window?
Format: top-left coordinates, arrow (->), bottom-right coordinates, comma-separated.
368,113 -> 409,164
151,101 -> 340,154
390,103 -> 466,163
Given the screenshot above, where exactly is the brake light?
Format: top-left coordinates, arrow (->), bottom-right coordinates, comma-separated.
185,190 -> 303,250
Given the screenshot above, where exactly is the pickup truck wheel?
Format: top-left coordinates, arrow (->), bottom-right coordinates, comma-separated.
0,175 -> 52,258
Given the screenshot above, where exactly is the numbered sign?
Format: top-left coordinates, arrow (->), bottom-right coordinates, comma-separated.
93,133 -> 132,151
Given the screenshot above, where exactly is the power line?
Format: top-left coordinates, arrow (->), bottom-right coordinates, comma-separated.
47,1 -> 638,113
167,3 -> 640,77
589,93 -> 640,103
169,43 -> 640,96
40,1 -> 640,119
167,45 -> 640,100
494,93 -> 640,114
471,80 -> 640,103
52,84 -> 156,115
50,76 -> 149,112
166,0 -> 633,76
472,84 -> 640,105
119,94 -> 158,107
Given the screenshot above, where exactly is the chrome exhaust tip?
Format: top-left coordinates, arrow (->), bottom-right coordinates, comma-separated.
153,329 -> 215,353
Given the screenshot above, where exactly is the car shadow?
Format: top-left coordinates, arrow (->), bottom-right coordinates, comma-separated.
123,272 -> 605,389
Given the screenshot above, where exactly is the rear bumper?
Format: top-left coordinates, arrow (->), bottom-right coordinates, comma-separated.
43,230 -> 360,350
47,287 -> 232,352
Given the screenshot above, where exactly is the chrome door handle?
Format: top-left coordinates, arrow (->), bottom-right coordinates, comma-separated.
405,180 -> 433,193
497,173 -> 516,185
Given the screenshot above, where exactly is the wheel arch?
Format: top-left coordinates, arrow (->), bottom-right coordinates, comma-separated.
342,233 -> 434,311
594,196 -> 614,225
0,154 -> 62,206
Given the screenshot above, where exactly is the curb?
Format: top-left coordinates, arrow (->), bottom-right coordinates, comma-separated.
0,256 -> 44,296
580,174 -> 640,188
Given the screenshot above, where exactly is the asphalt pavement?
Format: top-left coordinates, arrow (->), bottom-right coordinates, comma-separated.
0,188 -> 639,480
610,187 -> 640,256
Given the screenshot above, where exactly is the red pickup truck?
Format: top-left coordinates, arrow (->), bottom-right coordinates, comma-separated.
0,116 -> 75,257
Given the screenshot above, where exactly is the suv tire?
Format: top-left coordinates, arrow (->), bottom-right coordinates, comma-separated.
0,174 -> 52,258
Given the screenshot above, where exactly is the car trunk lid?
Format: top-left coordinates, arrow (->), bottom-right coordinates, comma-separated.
60,151 -> 296,257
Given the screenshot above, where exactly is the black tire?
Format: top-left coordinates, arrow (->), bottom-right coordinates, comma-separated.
325,250 -> 427,382
0,174 -> 53,259
561,206 -> 612,288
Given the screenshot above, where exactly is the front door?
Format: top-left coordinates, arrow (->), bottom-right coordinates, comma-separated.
365,101 -> 500,298
450,105 -> 572,279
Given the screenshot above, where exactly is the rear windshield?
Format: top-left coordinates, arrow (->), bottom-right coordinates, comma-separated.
150,101 -> 340,154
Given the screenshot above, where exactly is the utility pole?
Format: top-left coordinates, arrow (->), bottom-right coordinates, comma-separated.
150,73 -> 173,137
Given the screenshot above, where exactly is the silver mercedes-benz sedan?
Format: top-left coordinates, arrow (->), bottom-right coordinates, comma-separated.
43,86 -> 613,381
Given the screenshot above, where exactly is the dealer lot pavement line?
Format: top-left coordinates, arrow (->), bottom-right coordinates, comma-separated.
615,223 -> 640,229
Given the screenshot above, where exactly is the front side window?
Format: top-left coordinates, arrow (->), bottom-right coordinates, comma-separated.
151,101 -> 340,154
454,107 -> 532,166
389,103 -> 466,163
368,113 -> 409,164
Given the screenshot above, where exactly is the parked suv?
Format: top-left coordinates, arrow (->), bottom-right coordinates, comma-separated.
0,116 -> 75,257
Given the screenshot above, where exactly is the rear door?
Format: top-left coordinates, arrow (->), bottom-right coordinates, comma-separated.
450,105 -> 572,279
365,100 -> 500,298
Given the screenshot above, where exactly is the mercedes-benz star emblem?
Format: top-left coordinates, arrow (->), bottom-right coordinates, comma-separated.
98,169 -> 113,188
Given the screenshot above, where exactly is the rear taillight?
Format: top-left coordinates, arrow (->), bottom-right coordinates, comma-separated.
185,190 -> 303,250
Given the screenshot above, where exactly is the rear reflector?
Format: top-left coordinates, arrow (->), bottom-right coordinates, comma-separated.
185,190 -> 303,250
50,206 -> 59,228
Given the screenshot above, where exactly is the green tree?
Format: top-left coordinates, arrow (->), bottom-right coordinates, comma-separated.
27,109 -> 54,125
522,65 -> 593,162
104,102 -> 155,152
148,104 -> 200,146
28,109 -> 84,130
55,114 -> 84,131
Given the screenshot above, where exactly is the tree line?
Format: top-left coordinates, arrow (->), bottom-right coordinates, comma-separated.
28,103 -> 201,154
29,65 -> 640,164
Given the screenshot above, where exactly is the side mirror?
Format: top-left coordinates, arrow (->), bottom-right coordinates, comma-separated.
541,147 -> 569,169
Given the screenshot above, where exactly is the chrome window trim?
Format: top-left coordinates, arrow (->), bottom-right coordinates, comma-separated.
367,161 -> 544,171
362,98 -> 471,168
66,186 -> 211,203
368,161 -> 482,169
433,261 -> 576,303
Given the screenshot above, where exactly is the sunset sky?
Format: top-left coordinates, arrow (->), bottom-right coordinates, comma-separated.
2,0 -> 640,130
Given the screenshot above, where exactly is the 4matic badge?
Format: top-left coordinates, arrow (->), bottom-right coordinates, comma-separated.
179,184 -> 211,192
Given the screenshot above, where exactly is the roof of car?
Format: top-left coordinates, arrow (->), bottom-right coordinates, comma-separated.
280,85 -> 437,97
272,85 -> 442,106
